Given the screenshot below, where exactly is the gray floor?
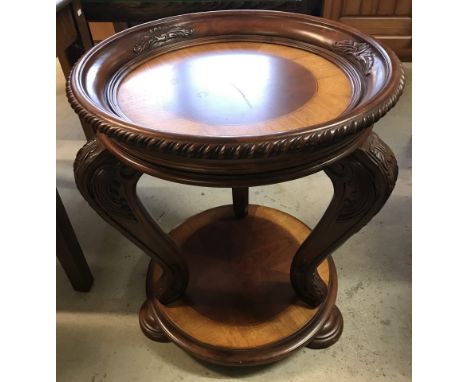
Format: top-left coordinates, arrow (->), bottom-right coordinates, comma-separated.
57,62 -> 412,382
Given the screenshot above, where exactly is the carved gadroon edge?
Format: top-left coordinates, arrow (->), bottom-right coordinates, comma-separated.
133,26 -> 194,54
332,40 -> 375,76
67,64 -> 404,161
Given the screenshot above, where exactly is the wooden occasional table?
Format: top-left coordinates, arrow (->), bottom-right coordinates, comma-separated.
68,10 -> 404,366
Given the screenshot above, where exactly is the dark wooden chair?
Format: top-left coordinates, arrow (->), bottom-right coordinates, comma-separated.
56,191 -> 93,291
56,0 -> 94,291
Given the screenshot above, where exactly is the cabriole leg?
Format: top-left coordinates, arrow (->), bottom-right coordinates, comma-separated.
74,139 -> 188,304
291,132 -> 398,307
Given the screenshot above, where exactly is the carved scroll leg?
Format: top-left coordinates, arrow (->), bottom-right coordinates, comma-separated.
291,132 -> 398,307
232,187 -> 249,218
74,139 -> 188,304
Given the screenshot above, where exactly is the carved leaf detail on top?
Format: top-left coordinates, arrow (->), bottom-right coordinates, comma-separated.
332,40 -> 375,75
74,140 -> 139,222
133,26 -> 194,54
368,132 -> 398,188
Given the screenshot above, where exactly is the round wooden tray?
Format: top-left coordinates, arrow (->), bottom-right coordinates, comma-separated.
140,205 -> 340,366
68,10 -> 404,187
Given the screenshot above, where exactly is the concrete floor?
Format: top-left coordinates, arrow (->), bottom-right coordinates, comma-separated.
57,62 -> 412,382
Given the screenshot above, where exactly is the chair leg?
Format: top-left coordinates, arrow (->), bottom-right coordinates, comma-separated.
56,190 -> 93,292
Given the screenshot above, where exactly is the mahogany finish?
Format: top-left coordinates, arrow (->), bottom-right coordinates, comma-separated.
232,187 -> 249,218
115,42 -> 351,135
141,205 -> 340,365
291,132 -> 397,307
74,140 -> 188,304
70,10 -> 404,367
68,11 -> 404,187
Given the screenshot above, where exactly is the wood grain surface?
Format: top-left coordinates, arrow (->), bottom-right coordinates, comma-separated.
150,205 -> 330,349
116,42 -> 352,137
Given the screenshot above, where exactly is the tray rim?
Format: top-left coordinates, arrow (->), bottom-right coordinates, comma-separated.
106,37 -> 363,134
68,10 -> 405,161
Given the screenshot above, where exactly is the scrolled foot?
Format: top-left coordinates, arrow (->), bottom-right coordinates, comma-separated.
139,300 -> 170,343
306,305 -> 343,349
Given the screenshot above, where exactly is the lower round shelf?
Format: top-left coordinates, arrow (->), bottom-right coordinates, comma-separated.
140,205 -> 341,366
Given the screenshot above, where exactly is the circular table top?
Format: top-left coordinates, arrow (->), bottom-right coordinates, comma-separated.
115,41 -> 352,137
68,10 -> 404,186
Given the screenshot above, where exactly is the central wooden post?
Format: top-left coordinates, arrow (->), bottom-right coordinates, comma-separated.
232,187 -> 249,218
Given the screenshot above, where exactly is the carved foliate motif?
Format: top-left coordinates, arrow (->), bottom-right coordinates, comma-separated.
332,132 -> 397,223
133,26 -> 194,54
333,40 -> 375,75
367,133 -> 398,187
74,140 -> 139,221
